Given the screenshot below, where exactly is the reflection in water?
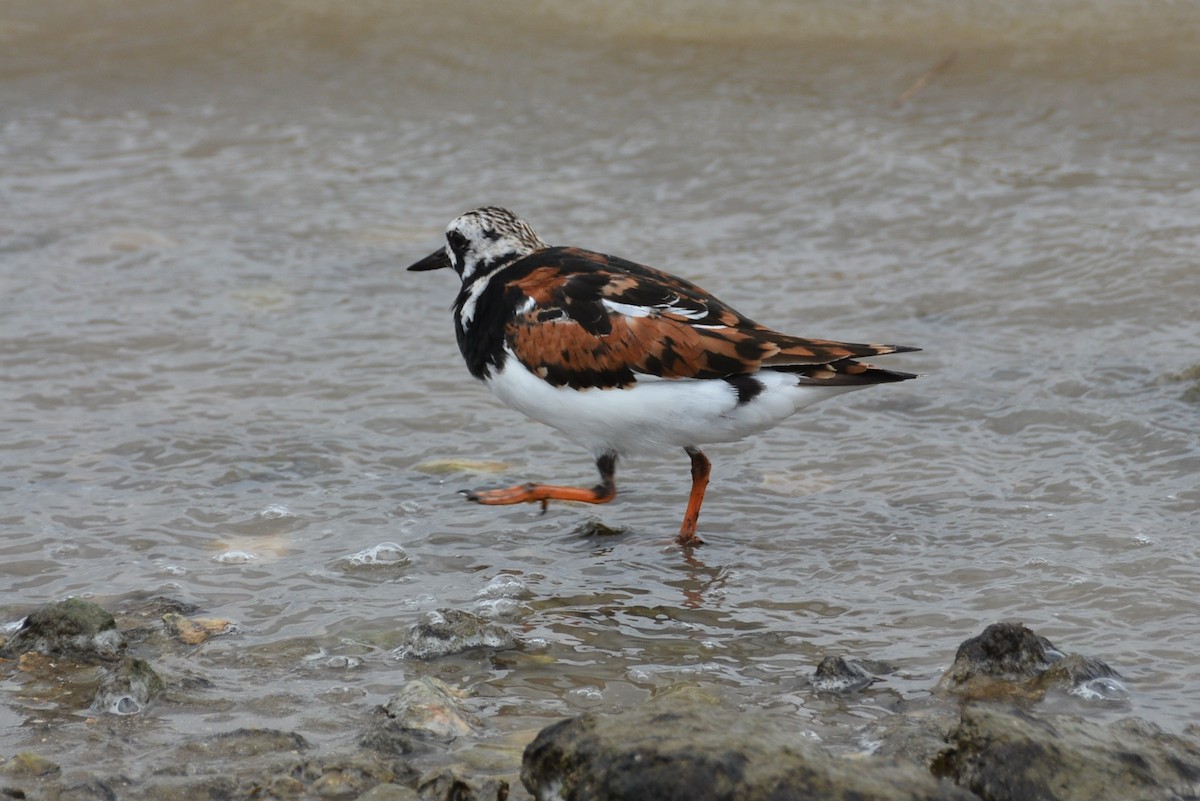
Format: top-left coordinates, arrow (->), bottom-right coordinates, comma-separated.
673,550 -> 730,610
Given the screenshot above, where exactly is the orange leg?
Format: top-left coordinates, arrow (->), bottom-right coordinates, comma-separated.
677,447 -> 710,547
464,452 -> 617,512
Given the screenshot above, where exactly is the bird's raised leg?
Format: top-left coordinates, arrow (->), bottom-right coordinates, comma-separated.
464,452 -> 617,512
677,446 -> 710,547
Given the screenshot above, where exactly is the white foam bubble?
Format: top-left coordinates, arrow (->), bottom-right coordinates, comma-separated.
475,574 -> 531,600
343,542 -> 411,567
259,504 -> 294,520
1071,676 -> 1130,702
213,550 -> 259,564
567,685 -> 604,704
472,597 -> 524,621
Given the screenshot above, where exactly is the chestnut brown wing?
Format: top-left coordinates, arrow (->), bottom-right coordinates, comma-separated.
502,247 -> 916,390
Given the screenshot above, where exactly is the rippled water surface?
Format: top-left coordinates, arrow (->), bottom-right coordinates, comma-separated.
3,0 -> 1199,787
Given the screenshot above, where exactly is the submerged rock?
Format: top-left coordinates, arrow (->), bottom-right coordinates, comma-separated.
0,751 -> 61,778
306,758 -> 385,798
55,776 -> 125,800
363,677 -> 480,758
380,677 -> 479,741
0,600 -> 170,718
123,775 -> 236,801
177,728 -> 310,759
398,610 -> 514,660
934,705 -> 1200,801
521,695 -> 972,801
418,766 -> 509,801
357,782 -> 422,800
0,598 -> 124,661
162,612 -> 236,645
93,656 -> 165,715
571,520 -> 628,538
859,703 -> 960,767
111,595 -> 202,645
106,751 -> 414,801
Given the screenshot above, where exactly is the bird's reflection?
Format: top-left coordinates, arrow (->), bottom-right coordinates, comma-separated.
670,545 -> 729,610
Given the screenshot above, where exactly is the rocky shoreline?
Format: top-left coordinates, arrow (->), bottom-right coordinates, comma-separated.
2,599 -> 1198,800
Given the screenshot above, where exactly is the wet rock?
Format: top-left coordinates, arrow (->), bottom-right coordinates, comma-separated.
177,727 -> 310,758
55,775 -> 124,801
940,622 -> 1060,685
1,615 -> 165,718
110,595 -> 201,645
1156,362 -> 1200,403
363,678 -> 479,757
0,598 -> 124,662
112,594 -> 201,625
937,622 -> 1122,702
92,656 -> 164,715
7,651 -> 106,712
933,704 -> 1200,801
0,751 -> 61,777
398,610 -> 514,660
381,677 -> 479,741
161,612 -> 236,645
357,784 -> 421,801
282,755 -> 416,800
266,775 -> 306,799
571,520 -> 628,538
2,739 -> 421,801
237,755 -> 418,801
857,624 -> 1129,774
122,776 -> 237,801
418,766 -> 509,801
810,656 -> 891,693
521,694 -> 973,801
360,722 -> 426,757
117,752 -> 415,800
859,703 -> 960,768
310,765 -> 377,798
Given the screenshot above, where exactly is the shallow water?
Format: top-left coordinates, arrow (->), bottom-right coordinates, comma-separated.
2,0 -> 1200,787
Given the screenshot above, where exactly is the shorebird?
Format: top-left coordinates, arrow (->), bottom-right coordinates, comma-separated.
409,207 -> 918,546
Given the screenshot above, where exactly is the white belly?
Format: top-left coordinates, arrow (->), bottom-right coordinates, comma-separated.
483,347 -> 866,457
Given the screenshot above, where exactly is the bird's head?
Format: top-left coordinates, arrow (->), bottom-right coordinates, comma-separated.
407,206 -> 548,282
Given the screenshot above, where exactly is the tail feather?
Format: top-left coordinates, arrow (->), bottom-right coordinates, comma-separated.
777,358 -> 920,387
761,335 -> 921,366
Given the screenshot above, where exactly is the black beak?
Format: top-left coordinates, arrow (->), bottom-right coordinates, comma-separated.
407,247 -> 451,272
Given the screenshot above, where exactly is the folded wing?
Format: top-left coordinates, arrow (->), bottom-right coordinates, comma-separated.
503,247 -> 917,390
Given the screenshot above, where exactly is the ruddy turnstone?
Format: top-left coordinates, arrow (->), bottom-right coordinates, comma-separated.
409,207 -> 918,546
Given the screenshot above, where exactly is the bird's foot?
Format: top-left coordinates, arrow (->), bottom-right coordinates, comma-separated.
462,482 -> 615,510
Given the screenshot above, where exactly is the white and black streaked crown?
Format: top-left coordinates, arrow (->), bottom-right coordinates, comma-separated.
407,206 -> 549,282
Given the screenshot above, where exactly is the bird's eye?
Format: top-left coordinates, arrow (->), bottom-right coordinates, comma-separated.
447,230 -> 468,249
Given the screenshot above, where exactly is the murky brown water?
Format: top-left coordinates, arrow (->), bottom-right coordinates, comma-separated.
3,0 -> 1199,788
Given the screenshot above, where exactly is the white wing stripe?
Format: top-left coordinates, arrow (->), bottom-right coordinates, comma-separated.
601,298 -> 708,320
601,299 -> 653,318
